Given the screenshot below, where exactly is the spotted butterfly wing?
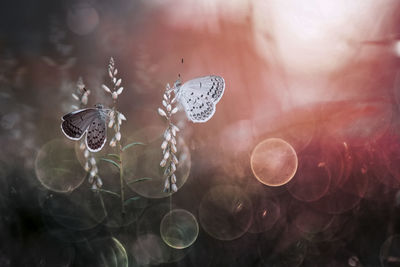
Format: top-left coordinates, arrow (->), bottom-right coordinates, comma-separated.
177,75 -> 225,123
61,107 -> 107,152
85,115 -> 107,152
61,109 -> 99,140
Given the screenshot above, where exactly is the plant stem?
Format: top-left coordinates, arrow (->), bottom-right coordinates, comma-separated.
119,144 -> 125,215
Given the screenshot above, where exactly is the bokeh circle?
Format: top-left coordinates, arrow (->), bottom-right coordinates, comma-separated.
160,209 -> 199,249
251,138 -> 298,186
199,185 -> 253,240
35,138 -> 86,193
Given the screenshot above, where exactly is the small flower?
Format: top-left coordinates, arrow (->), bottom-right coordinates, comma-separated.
160,158 -> 167,167
171,174 -> 177,184
116,87 -> 124,95
108,118 -> 114,128
161,140 -> 168,150
115,132 -> 121,141
115,78 -> 122,87
112,92 -> 118,100
118,112 -> 126,121
171,184 -> 178,192
102,84 -> 111,93
170,162 -> 176,172
95,177 -> 103,187
163,150 -> 170,160
84,149 -> 89,158
84,162 -> 90,172
81,94 -> 88,105
171,143 -> 177,153
167,104 -> 172,112
164,178 -> 170,190
158,108 -> 167,117
110,137 -> 117,147
90,157 -> 96,165
172,154 -> 179,164
171,107 -> 179,114
90,169 -> 97,178
72,93 -> 79,101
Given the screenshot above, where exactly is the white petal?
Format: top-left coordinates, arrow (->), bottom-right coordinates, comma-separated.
160,158 -> 167,167
90,157 -> 96,165
108,119 -> 114,128
171,106 -> 179,114
113,68 -> 118,76
84,149 -> 89,158
163,150 -> 170,160
165,131 -> 171,141
84,162 -> 90,172
112,92 -> 118,99
172,124 -> 180,133
118,112 -> 126,121
171,174 -> 177,184
71,105 -> 79,110
172,154 -> 179,164
72,93 -> 79,101
108,69 -> 113,78
115,132 -> 121,141
163,93 -> 168,101
171,184 -> 178,192
81,94 -> 88,105
170,136 -> 176,145
167,104 -> 171,112
113,77 -> 116,84
158,108 -> 167,117
115,78 -> 122,87
171,162 -> 176,172
117,87 -> 124,95
171,143 -> 177,153
161,140 -> 168,150
91,183 -> 98,190
90,169 -> 97,177
102,84 -> 111,93
164,178 -> 170,190
96,177 -> 103,187
162,100 -> 167,107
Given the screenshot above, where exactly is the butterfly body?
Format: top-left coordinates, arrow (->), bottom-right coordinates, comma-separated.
61,105 -> 108,152
175,75 -> 225,123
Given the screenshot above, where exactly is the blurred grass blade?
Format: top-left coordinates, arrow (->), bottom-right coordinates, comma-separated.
122,142 -> 145,151
92,188 -> 121,198
107,153 -> 121,161
127,177 -> 152,185
100,158 -> 120,169
124,196 -> 141,205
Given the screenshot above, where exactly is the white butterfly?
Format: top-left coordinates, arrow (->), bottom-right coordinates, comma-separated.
174,75 -> 225,123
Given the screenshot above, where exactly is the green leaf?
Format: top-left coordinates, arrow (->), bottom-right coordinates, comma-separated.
127,177 -> 152,185
124,196 -> 141,205
122,142 -> 145,151
92,188 -> 121,198
107,153 -> 121,161
100,158 -> 120,169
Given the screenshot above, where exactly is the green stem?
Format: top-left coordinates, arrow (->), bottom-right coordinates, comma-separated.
119,145 -> 125,215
